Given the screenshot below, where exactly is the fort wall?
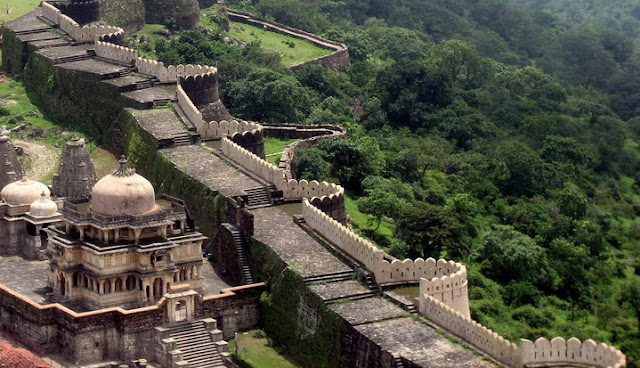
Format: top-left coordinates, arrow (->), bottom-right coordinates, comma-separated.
0,282 -> 263,363
418,294 -> 627,368
302,199 -> 467,305
42,2 -> 123,43
227,9 -> 350,71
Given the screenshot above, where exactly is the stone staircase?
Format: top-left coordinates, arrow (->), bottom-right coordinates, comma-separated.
54,53 -> 91,64
303,270 -> 354,285
244,187 -> 271,207
228,225 -> 254,285
394,356 -> 405,368
155,318 -> 227,368
173,133 -> 193,147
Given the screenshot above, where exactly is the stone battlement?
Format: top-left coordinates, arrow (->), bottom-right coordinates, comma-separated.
42,1 -> 123,43
418,294 -> 626,368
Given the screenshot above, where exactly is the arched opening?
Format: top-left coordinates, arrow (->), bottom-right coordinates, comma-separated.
72,272 -> 78,287
59,274 -> 66,296
104,279 -> 111,293
175,299 -> 187,322
115,278 -> 123,292
166,282 -> 171,293
126,275 -> 136,290
153,278 -> 163,301
39,228 -> 48,249
146,285 -> 150,300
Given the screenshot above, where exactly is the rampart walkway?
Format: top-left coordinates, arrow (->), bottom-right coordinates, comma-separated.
2,8 -> 493,367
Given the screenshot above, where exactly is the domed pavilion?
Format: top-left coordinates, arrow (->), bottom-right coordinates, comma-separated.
46,156 -> 206,309
0,177 -> 62,260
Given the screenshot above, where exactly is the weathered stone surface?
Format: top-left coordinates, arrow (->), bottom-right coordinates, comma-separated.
252,206 -> 352,278
308,280 -> 369,302
133,109 -> 188,141
58,59 -> 127,77
0,134 -> 23,190
161,145 -> 260,198
0,256 -> 51,304
122,86 -> 176,104
355,318 -> 494,367
330,298 -> 407,326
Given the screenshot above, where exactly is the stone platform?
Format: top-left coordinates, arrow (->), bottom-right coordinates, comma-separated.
161,145 -> 262,198
132,109 -> 189,142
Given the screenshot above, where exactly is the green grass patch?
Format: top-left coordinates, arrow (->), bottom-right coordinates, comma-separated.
228,23 -> 331,66
228,330 -> 299,368
0,0 -> 40,23
263,137 -> 298,165
126,24 -> 170,60
345,192 -> 394,242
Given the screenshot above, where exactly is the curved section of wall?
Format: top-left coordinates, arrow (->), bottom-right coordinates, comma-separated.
230,129 -> 265,159
221,138 -> 285,188
227,9 -> 350,71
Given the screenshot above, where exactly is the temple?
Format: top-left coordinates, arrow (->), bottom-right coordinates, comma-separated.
45,156 -> 207,309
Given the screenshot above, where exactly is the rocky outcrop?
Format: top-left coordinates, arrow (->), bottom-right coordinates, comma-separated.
142,0 -> 201,30
98,0 -> 145,33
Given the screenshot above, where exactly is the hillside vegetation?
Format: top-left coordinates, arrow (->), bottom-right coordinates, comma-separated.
75,0 -> 640,366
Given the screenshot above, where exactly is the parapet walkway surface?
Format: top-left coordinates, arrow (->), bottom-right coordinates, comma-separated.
161,145 -> 261,198
3,11 -> 494,366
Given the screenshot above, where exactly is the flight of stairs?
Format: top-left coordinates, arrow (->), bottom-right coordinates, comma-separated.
173,133 -> 193,147
156,319 -> 227,368
228,225 -> 254,285
303,270 -> 354,285
394,356 -> 405,368
244,187 -> 271,207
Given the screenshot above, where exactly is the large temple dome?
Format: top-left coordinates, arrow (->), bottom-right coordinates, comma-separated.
1,177 -> 50,205
91,156 -> 156,216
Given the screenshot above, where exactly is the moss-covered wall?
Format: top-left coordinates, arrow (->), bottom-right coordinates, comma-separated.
250,238 -> 344,368
2,27 -> 29,74
25,53 -> 134,145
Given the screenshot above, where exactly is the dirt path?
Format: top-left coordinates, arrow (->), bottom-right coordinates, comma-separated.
14,140 -> 60,184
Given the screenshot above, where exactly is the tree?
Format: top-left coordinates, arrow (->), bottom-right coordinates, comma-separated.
357,188 -> 408,230
495,140 -> 548,196
474,225 -> 550,286
226,68 -> 314,123
621,277 -> 640,336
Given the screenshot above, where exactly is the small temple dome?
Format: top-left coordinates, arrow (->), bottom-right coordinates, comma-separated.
91,156 -> 156,216
1,177 -> 50,205
29,192 -> 59,217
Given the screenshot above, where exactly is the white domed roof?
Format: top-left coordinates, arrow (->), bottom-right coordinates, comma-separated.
1,177 -> 51,205
91,156 -> 156,216
29,192 -> 59,217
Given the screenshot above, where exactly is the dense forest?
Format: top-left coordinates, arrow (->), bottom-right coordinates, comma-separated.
129,0 -> 640,365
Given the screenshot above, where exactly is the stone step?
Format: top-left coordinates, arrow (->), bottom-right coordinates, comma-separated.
55,54 -> 90,64
304,271 -> 354,284
169,327 -> 206,337
325,290 -> 379,304
174,335 -> 212,346
153,99 -> 171,107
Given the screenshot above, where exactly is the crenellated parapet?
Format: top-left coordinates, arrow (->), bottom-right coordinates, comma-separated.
302,199 -> 466,287
419,294 -> 521,367
180,73 -> 220,107
520,337 -> 626,368
41,2 -> 123,43
418,294 -> 627,368
95,40 -> 138,65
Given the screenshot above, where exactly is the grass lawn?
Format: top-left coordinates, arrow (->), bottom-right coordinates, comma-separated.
228,330 -> 298,368
263,137 -> 298,165
229,22 -> 331,66
0,0 -> 40,24
345,193 -> 395,244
